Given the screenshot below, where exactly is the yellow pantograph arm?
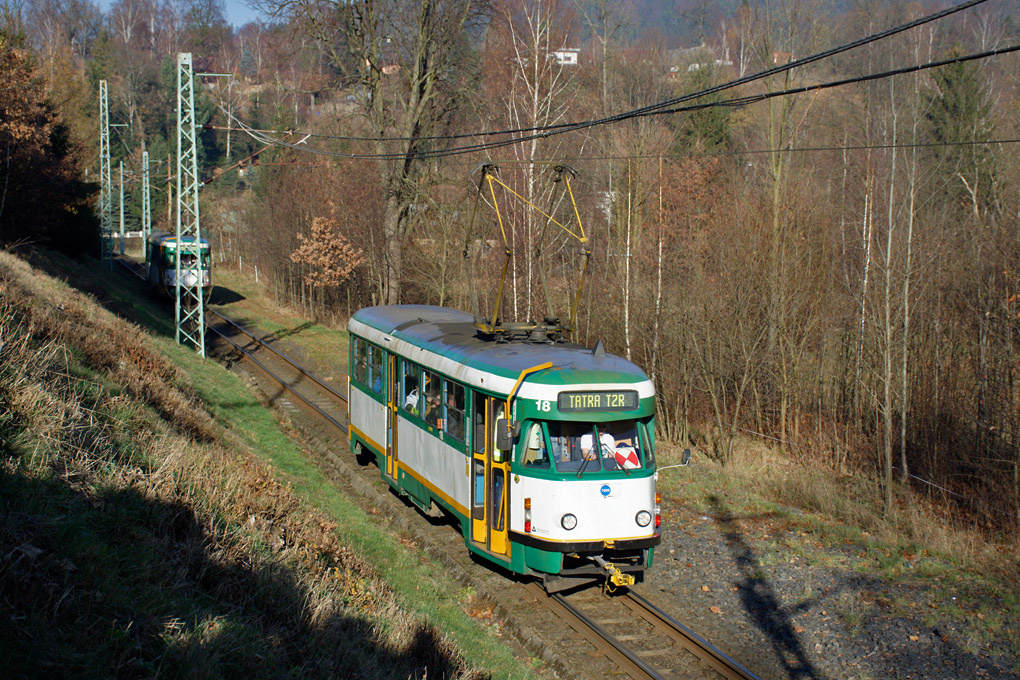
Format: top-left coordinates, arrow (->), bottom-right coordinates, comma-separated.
487,174 -> 586,243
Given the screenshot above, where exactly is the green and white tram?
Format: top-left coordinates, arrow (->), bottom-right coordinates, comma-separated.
145,231 -> 212,297
348,305 -> 660,591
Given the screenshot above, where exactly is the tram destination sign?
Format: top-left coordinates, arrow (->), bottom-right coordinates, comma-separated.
558,390 -> 639,412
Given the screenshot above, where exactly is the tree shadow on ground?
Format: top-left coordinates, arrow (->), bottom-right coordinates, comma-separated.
706,495 -> 1019,680
708,495 -> 821,679
207,285 -> 246,305
0,467 -> 479,680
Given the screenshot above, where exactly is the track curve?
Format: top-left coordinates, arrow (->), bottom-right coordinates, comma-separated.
109,262 -> 764,680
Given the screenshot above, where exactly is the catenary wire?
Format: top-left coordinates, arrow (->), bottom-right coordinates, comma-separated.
221,40 -> 1018,161
218,0 -> 992,150
236,137 -> 1020,170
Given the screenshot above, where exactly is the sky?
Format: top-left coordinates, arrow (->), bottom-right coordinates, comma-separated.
213,0 -> 263,29
94,0 -> 265,30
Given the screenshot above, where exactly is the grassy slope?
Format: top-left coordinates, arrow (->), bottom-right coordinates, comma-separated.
0,249 -> 538,680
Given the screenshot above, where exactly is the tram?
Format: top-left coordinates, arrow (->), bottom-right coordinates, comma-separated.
347,305 -> 660,591
144,231 -> 212,297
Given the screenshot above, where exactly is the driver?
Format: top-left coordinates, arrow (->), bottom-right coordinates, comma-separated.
580,425 -> 615,461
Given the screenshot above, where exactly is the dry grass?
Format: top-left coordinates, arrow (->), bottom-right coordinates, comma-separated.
0,250 -> 488,679
657,436 -> 1020,644
662,436 -> 1019,572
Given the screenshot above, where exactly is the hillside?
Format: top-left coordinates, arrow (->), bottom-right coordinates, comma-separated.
0,249 -> 534,679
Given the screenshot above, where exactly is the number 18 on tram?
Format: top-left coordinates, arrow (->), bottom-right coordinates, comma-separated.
347,305 -> 660,592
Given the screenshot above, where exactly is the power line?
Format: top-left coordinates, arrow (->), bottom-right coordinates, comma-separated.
224,40 -> 1017,162
220,0 -> 992,155
244,137 -> 1020,169
508,137 -> 1020,164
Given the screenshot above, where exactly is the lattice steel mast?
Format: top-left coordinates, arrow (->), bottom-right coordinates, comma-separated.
142,151 -> 151,241
99,80 -> 112,268
175,53 -> 205,356
118,161 -> 125,255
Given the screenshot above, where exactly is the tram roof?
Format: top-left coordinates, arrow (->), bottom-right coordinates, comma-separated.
147,231 -> 210,248
350,305 -> 651,387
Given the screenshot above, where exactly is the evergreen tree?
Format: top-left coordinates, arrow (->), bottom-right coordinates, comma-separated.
925,47 -> 995,211
671,65 -> 732,155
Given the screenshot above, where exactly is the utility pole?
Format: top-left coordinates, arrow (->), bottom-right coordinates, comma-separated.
99,80 -> 112,268
175,52 -> 205,356
142,151 -> 151,242
119,160 -> 125,256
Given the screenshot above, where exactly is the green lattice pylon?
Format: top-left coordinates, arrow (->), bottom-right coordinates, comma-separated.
119,161 -> 125,256
99,79 -> 112,267
142,151 -> 151,241
175,53 -> 205,356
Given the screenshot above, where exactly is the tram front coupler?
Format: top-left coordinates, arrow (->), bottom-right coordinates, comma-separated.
592,555 -> 635,589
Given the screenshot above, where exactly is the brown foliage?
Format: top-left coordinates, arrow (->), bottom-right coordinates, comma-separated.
290,214 -> 365,288
0,35 -> 94,252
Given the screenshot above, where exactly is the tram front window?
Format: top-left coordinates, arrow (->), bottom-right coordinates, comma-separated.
545,420 -> 645,473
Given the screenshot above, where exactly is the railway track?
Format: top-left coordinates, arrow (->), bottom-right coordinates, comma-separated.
110,259 -> 761,680
524,582 -> 760,680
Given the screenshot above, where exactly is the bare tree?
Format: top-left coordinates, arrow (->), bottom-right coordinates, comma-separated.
486,0 -> 575,321
260,0 -> 483,305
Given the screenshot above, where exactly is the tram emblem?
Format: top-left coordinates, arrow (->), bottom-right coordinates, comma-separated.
600,484 -> 611,497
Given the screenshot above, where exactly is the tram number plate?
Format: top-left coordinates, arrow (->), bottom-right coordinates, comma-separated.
558,390 -> 639,412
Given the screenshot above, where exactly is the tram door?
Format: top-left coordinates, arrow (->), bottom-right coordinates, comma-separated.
471,394 -> 510,556
385,354 -> 398,482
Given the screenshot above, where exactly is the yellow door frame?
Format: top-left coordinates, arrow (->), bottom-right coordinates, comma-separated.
385,353 -> 398,481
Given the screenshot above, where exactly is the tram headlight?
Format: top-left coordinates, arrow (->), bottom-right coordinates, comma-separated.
560,513 -> 577,531
635,510 -> 652,527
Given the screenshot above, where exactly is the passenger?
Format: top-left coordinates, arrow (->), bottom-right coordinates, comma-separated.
445,392 -> 464,439
403,377 -> 419,414
424,389 -> 442,427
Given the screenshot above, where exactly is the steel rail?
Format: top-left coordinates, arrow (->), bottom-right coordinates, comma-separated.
624,590 -> 761,680
205,308 -> 348,404
523,583 -> 661,680
114,255 -> 147,280
205,322 -> 349,437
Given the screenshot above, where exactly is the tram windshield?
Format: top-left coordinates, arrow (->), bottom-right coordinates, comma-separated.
524,419 -> 652,474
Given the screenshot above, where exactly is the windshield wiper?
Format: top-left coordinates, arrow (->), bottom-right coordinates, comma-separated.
576,456 -> 592,479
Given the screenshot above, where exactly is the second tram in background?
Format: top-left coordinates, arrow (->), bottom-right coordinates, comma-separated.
145,231 -> 212,299
347,305 -> 662,592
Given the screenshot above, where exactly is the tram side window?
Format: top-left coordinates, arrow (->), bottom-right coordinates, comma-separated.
422,370 -> 441,427
400,361 -> 420,415
443,381 -> 465,442
352,338 -> 367,385
163,249 -> 175,268
640,422 -> 655,468
367,344 -> 383,394
521,422 -> 550,469
472,392 -> 486,455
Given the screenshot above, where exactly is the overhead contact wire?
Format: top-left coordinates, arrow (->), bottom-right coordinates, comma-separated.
220,0 -> 995,159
